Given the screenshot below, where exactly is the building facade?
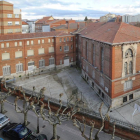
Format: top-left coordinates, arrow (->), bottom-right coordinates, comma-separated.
0,32 -> 76,78
75,22 -> 140,108
0,1 -> 22,35
122,14 -> 140,23
100,13 -> 116,22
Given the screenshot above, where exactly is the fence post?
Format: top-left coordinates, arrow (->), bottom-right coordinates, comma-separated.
104,120 -> 109,132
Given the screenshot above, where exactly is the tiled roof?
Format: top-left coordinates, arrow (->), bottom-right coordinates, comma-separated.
22,21 -> 28,25
0,31 -> 73,41
78,22 -> 140,44
35,16 -> 53,24
46,19 -> 64,25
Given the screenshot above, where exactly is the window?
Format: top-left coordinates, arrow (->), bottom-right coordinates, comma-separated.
38,40 -> 40,44
15,42 -> 17,47
8,22 -> 12,25
7,14 -> 12,18
49,58 -> 55,65
125,49 -> 133,58
42,39 -> 44,43
49,47 -> 54,53
31,40 -> 33,45
38,48 -> 44,54
129,94 -> 133,100
15,22 -> 19,25
48,39 -> 50,43
124,62 -> 128,75
6,43 -> 9,48
67,37 -> 69,41
16,29 -> 20,32
71,57 -> 73,62
7,29 -> 13,33
60,38 -> 62,42
28,61 -> 34,66
15,51 -> 22,58
101,48 -> 104,72
100,77 -> 104,87
64,38 -> 66,42
19,42 -> 22,46
123,96 -> 127,103
102,92 -> 104,98
71,37 -> 73,41
60,46 -> 62,51
27,50 -> 34,56
3,66 -> 11,76
1,43 -> 4,48
16,63 -> 23,73
15,14 -> 19,18
129,61 -> 133,74
2,53 -> 10,60
52,39 -> 54,42
60,60 -> 62,65
92,70 -> 95,78
64,46 -> 69,51
27,41 -> 29,45
124,80 -> 132,91
71,45 -> 73,49
39,59 -> 45,68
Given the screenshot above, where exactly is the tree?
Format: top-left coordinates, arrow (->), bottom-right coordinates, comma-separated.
14,86 -> 45,126
38,93 -> 80,140
84,16 -> 88,21
73,103 -> 115,140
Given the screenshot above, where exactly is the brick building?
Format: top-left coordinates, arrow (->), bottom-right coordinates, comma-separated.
0,0 -> 22,35
75,22 -> 140,108
0,31 -> 75,78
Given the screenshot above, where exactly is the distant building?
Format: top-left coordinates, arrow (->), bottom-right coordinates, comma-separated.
100,13 -> 116,22
22,21 -> 29,33
26,20 -> 35,33
0,0 -> 22,35
122,14 -> 140,23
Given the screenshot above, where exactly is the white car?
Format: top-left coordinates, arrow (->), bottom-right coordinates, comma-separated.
0,113 -> 10,129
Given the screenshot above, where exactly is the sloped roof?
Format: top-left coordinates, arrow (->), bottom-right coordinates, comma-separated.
22,21 -> 28,25
78,22 -> 140,44
0,31 -> 73,41
35,16 -> 54,24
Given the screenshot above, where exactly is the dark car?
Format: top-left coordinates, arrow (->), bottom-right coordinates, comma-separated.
34,134 -> 47,140
2,123 -> 32,140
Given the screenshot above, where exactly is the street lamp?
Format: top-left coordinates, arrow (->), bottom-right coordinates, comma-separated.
25,57 -> 27,76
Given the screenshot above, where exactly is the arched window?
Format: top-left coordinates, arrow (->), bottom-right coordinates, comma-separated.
124,62 -> 128,75
129,61 -> 133,74
125,49 -> 133,58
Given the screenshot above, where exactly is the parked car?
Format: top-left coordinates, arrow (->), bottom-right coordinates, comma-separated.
0,113 -> 10,129
2,123 -> 32,140
34,134 -> 47,140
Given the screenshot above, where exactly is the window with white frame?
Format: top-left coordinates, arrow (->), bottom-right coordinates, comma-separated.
15,42 -> 17,46
49,47 -> 54,53
60,38 -> 62,42
49,58 -> 55,65
100,77 -> 104,87
6,43 -> 9,48
15,51 -> 22,58
124,80 -> 132,91
64,46 -> 69,51
7,29 -> 13,33
60,46 -> 62,51
38,48 -> 45,54
31,40 -> 33,45
3,66 -> 11,76
48,39 -> 50,43
27,41 -> 29,45
38,40 -> 40,44
39,59 -> 45,68
92,70 -> 95,78
1,43 -> 4,48
28,61 -> 34,66
42,39 -> 44,43
8,22 -> 12,25
52,39 -> 54,42
16,63 -> 23,73
15,22 -> 19,25
7,14 -> 12,18
19,42 -> 22,46
27,50 -> 34,56
67,37 -> 69,41
64,38 -> 66,42
60,60 -> 62,65
2,53 -> 10,60
15,14 -> 19,18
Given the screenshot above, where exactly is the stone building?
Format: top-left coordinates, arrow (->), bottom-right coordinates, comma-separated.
100,13 -> 116,22
0,0 -> 22,35
75,22 -> 140,108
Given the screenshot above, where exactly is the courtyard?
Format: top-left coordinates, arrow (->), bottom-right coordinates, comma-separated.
12,67 -> 140,128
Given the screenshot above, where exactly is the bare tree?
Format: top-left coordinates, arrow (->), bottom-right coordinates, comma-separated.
14,86 -> 43,125
0,87 -> 14,113
38,93 -> 80,140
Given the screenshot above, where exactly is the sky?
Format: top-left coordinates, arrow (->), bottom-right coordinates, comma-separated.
7,0 -> 140,20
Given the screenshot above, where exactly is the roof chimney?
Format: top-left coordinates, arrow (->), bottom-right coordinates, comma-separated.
77,23 -> 79,29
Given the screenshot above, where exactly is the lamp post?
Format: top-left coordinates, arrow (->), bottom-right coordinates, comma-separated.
25,57 -> 27,76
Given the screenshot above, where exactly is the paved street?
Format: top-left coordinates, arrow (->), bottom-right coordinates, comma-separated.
0,96 -> 122,140
12,67 -> 140,127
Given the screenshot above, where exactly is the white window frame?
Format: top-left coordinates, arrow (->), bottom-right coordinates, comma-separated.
16,63 -> 23,73
64,46 -> 69,52
8,22 -> 12,25
31,40 -> 34,45
38,40 -> 40,44
1,43 -> 4,48
7,29 -> 13,33
7,14 -> 12,18
3,66 -> 11,76
49,58 -> 55,65
42,39 -> 44,43
6,43 -> 9,48
52,39 -> 54,42
124,80 -> 132,91
27,41 -> 29,45
15,21 -> 19,25
15,42 -> 17,47
48,39 -> 50,43
39,59 -> 45,68
19,42 -> 22,46
15,14 -> 19,18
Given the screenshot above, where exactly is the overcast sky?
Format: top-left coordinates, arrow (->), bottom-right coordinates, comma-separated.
8,0 -> 140,20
